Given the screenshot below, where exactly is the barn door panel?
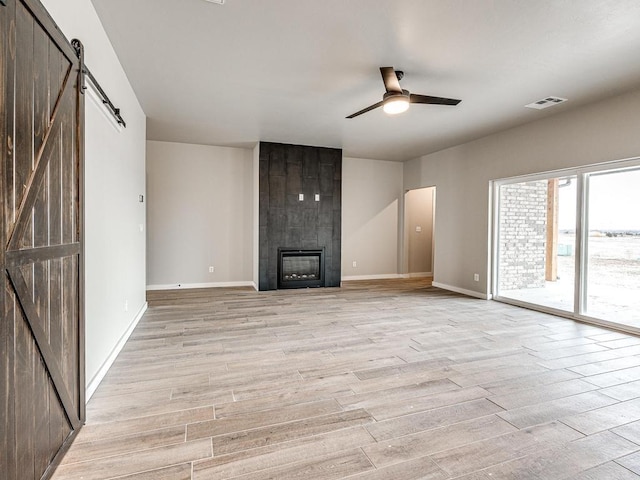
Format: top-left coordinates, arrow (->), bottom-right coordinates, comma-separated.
1,0 -> 84,479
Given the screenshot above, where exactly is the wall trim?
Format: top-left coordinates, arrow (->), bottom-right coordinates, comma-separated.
146,281 -> 255,291
432,281 -> 492,300
342,272 -> 433,282
342,273 -> 405,281
85,302 -> 148,402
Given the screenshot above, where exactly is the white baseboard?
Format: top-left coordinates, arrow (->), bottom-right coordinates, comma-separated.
342,272 -> 433,282
146,281 -> 255,291
85,302 -> 148,402
342,273 -> 405,281
432,281 -> 491,300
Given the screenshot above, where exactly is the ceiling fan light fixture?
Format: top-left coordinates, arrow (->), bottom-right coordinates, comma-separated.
383,94 -> 410,115
345,67 -> 460,119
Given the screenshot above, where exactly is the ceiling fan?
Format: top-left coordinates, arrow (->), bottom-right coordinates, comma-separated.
346,67 -> 461,119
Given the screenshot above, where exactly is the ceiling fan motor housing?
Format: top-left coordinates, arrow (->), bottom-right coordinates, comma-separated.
383,89 -> 410,101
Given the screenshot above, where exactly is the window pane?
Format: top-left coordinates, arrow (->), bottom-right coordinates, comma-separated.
497,176 -> 577,312
585,169 -> 640,327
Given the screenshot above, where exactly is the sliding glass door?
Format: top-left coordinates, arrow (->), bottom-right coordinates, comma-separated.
493,160 -> 640,332
584,168 -> 640,326
496,175 -> 577,312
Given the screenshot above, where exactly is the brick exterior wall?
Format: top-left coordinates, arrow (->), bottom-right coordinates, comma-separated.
499,180 -> 548,290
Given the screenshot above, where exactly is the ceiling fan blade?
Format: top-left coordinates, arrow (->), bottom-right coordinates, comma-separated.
410,94 -> 461,106
380,67 -> 402,93
346,101 -> 384,119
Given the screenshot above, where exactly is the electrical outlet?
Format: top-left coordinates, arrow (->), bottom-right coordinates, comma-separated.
124,300 -> 128,312
209,266 -> 215,273
474,273 -> 479,282
352,261 -> 357,268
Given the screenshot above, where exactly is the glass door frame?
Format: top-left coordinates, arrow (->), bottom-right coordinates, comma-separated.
491,157 -> 640,336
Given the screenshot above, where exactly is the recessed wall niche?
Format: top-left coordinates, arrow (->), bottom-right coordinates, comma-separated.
259,142 -> 342,291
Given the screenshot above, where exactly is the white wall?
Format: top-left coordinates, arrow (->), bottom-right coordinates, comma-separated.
41,0 -> 147,397
148,149 -> 401,286
405,87 -> 640,297
342,157 -> 404,279
146,141 -> 254,288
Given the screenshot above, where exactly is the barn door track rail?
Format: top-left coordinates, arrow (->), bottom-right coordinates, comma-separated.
72,38 -> 127,128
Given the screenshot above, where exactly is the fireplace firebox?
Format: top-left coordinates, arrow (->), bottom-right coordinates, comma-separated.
278,248 -> 325,289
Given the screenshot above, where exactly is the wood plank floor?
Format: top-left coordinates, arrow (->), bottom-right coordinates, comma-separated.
52,279 -> 640,479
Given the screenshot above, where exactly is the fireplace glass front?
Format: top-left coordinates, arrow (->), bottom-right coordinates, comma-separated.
278,248 -> 325,289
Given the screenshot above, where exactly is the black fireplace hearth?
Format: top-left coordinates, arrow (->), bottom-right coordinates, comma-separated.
278,248 -> 325,289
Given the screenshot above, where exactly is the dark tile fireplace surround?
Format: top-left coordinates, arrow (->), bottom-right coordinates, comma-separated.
259,142 -> 342,291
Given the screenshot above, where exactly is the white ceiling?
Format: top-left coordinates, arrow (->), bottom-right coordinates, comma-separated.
91,0 -> 640,161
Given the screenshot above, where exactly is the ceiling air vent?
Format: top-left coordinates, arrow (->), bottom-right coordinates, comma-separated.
203,0 -> 225,4
525,96 -> 567,110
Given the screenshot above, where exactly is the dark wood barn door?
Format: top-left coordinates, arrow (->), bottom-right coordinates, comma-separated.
1,1 -> 85,479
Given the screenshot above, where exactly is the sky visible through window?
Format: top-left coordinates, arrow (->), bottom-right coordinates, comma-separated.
558,168 -> 640,232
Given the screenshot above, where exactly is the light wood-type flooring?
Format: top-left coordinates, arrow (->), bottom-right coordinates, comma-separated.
52,279 -> 640,479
